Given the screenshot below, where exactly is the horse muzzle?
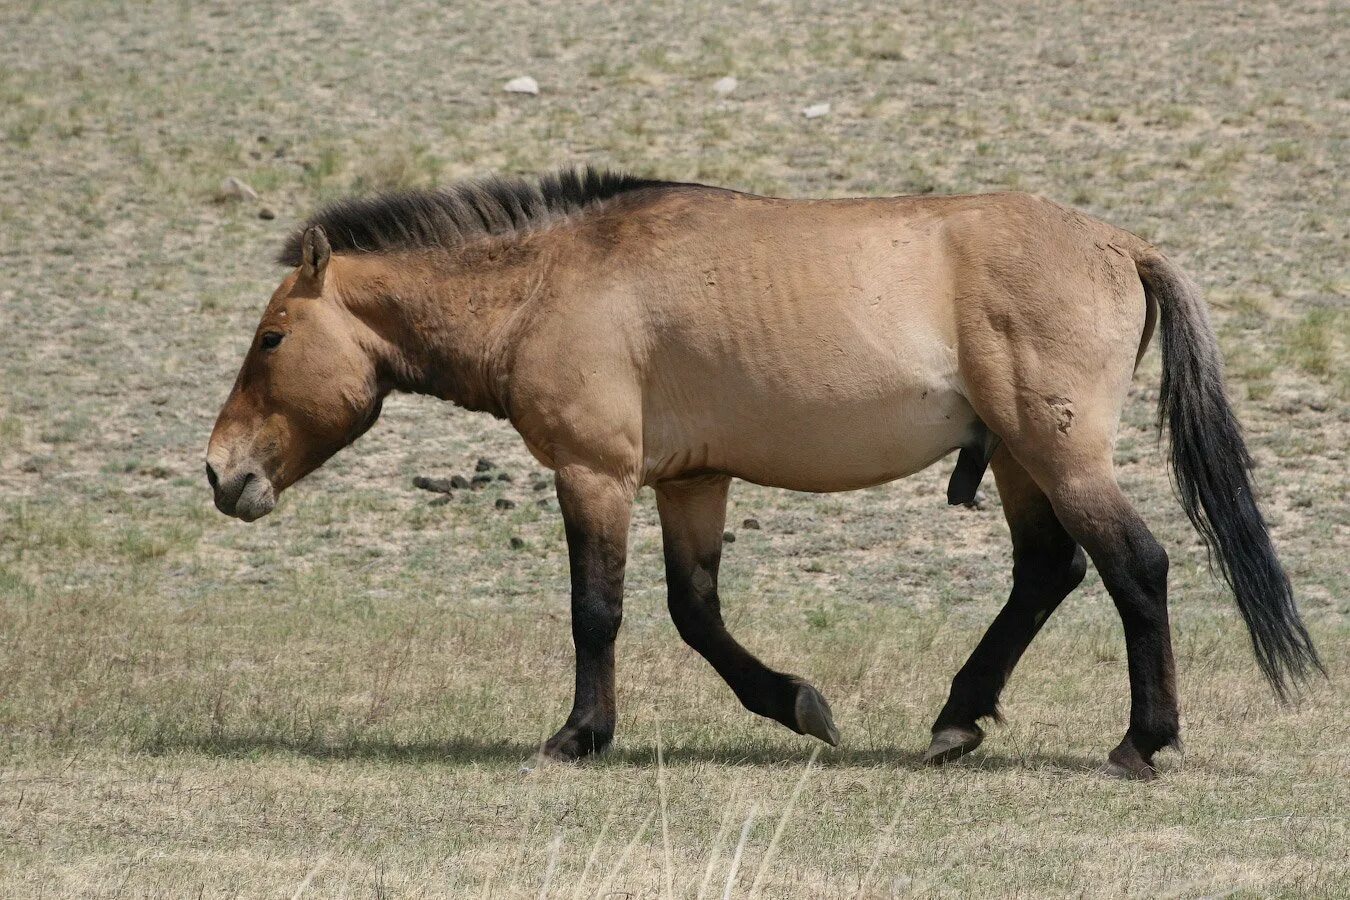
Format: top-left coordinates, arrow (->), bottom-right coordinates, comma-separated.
206,460 -> 277,521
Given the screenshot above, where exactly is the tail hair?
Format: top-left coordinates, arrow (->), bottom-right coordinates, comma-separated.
1137,251 -> 1323,700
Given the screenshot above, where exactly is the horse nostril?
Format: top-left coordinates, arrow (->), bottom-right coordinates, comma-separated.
205,463 -> 219,490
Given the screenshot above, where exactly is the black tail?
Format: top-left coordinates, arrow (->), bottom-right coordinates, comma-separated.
1136,250 -> 1323,699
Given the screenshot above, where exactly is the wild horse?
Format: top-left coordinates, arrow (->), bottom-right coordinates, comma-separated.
206,169 -> 1321,778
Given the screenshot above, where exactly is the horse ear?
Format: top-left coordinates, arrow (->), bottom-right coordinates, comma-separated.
301,225 -> 331,280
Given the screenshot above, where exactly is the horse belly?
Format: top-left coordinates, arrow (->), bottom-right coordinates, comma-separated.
644,372 -> 979,492
734,389 -> 976,491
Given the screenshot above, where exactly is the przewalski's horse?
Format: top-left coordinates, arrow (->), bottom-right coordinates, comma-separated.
206,169 -> 1321,778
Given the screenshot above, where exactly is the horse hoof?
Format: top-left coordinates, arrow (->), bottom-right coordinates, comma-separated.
1102,760 -> 1153,780
541,726 -> 612,762
1104,746 -> 1156,781
792,681 -> 840,746
923,726 -> 983,765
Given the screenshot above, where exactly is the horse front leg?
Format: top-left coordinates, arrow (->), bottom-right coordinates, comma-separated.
542,465 -> 635,760
655,475 -> 839,746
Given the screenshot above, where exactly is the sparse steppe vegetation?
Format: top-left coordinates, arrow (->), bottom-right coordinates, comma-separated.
0,1 -> 1346,896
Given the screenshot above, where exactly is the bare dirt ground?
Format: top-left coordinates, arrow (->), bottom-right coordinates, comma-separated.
0,1 -> 1346,896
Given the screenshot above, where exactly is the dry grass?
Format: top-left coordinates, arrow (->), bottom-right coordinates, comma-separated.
0,0 -> 1346,897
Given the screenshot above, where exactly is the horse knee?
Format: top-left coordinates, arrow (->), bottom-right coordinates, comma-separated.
1011,535 -> 1086,599
572,597 -> 622,649
1116,525 -> 1169,601
1051,483 -> 1166,600
1085,529 -> 1169,652
1135,535 -> 1169,593
666,564 -> 721,645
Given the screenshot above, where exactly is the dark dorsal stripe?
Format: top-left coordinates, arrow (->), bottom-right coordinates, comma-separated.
277,167 -> 677,266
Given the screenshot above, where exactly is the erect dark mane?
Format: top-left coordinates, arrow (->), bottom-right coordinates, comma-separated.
278,167 -> 677,265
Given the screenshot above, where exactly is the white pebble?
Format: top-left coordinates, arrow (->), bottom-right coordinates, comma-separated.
712,76 -> 738,96
218,176 -> 258,201
503,76 -> 540,95
802,102 -> 831,119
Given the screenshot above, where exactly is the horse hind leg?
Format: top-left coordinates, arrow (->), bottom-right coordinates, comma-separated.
1050,469 -> 1180,778
972,402 -> 1180,777
954,242 -> 1178,775
927,448 -> 1087,764
655,475 -> 839,746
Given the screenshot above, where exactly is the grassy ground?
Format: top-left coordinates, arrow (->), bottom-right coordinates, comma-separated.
1,0 -> 1346,896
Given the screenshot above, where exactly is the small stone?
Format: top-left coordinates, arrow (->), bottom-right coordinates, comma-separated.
742,517 -> 761,530
510,536 -> 526,550
495,498 -> 517,510
471,474 -> 493,489
536,498 -> 552,508
413,476 -> 454,494
802,102 -> 831,119
722,531 -> 736,543
496,472 -> 513,482
450,474 -> 471,489
712,76 -> 738,96
217,175 -> 258,201
258,206 -> 276,220
504,76 -> 539,95
1038,45 -> 1082,69
475,457 -> 496,472
532,479 -> 551,491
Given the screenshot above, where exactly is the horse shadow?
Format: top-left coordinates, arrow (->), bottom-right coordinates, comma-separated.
149,731 -> 1101,774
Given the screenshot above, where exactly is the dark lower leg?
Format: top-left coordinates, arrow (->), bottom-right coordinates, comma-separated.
929,453 -> 1086,762
656,478 -> 837,745
542,468 -> 632,760
930,544 -> 1085,730
1101,535 -> 1180,777
1059,484 -> 1180,778
666,551 -> 835,740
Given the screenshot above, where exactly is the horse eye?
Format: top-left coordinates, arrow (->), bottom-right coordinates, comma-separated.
260,331 -> 284,350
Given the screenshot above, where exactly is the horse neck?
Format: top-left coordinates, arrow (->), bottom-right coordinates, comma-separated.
338,246 -> 548,418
